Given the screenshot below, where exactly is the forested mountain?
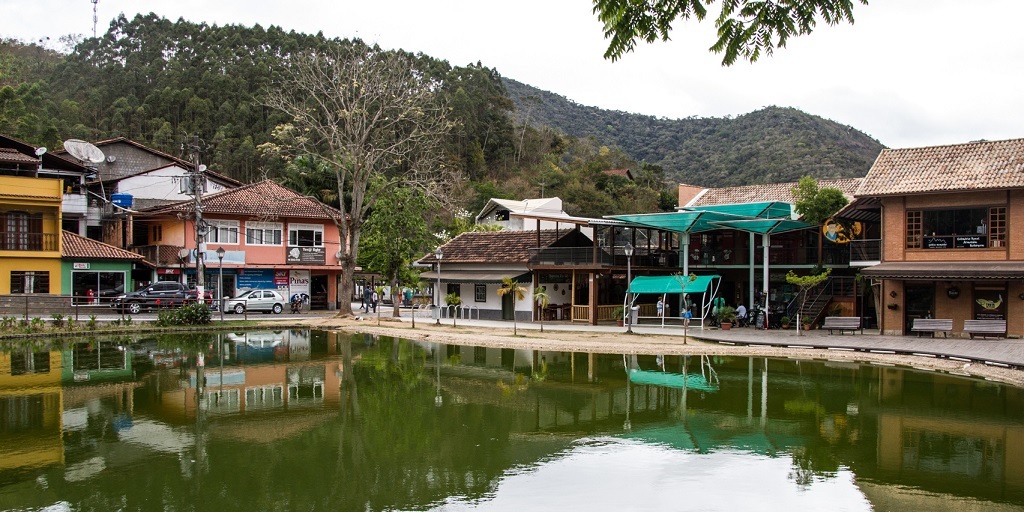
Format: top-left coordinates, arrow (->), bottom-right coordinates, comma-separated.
503,78 -> 885,187
2,13 -> 881,220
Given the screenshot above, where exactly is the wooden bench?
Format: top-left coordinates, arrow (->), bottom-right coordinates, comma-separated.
910,318 -> 953,337
963,319 -> 1006,339
822,316 -> 862,335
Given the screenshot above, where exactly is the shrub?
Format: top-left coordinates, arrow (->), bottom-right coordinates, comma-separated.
157,302 -> 213,326
51,314 -> 65,329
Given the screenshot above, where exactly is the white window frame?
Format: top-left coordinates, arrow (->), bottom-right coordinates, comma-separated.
245,221 -> 283,246
206,220 -> 239,244
288,223 -> 324,247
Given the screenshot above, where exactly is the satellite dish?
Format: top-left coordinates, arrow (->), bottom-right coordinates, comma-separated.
34,147 -> 47,156
63,139 -> 105,164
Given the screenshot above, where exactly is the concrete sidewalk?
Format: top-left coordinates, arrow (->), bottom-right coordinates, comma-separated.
382,305 -> 1024,369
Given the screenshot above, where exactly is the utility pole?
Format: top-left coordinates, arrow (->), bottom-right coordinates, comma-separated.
185,135 -> 207,301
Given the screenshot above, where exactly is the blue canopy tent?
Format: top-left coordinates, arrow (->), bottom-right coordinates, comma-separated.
626,274 -> 720,329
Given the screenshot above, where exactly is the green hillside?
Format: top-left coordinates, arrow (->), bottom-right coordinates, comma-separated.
503,78 -> 885,187
2,13 -> 883,220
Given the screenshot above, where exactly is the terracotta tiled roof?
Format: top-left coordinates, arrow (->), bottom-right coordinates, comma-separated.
420,230 -> 563,264
856,138 -> 1024,197
689,178 -> 863,206
603,168 -> 633,180
0,147 -> 39,165
62,231 -> 151,264
142,179 -> 343,221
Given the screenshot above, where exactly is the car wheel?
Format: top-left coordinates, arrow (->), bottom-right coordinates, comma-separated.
128,302 -> 142,315
234,303 -> 245,315
273,303 -> 283,314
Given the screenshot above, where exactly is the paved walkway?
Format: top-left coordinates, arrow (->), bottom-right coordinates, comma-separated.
386,307 -> 1024,369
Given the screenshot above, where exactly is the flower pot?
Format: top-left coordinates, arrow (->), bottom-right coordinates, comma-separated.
617,320 -> 624,327
803,324 -> 811,330
782,323 -> 790,329
721,322 -> 732,330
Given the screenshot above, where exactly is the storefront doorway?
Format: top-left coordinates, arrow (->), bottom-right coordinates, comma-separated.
904,283 -> 934,332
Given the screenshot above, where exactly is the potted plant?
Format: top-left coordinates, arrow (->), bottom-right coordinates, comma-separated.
612,306 -> 624,327
717,305 -> 737,330
780,315 -> 791,329
802,315 -> 814,330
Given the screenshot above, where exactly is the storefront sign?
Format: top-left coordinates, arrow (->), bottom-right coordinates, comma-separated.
274,270 -> 289,285
157,268 -> 181,275
237,269 -> 275,290
973,287 -> 1005,321
954,236 -> 987,248
289,270 -> 310,302
923,236 -> 988,249
286,246 -> 326,264
73,262 -> 90,269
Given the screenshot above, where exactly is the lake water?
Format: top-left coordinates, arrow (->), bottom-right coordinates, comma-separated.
1,330 -> 1023,511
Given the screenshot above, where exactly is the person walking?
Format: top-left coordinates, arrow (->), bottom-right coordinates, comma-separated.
371,290 -> 379,313
363,286 -> 372,313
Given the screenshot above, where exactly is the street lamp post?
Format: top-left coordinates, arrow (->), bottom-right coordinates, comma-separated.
216,247 -> 225,322
435,247 -> 443,325
624,242 -> 634,334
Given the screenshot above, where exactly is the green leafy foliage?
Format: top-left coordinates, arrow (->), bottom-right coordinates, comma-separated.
2,14 -> 876,225
593,0 -> 867,66
792,176 -> 849,224
156,302 -> 213,326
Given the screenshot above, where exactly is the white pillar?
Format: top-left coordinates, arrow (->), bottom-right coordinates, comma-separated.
763,233 -> 771,328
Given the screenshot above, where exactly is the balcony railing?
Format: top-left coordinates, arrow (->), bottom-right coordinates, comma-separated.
132,244 -> 187,266
0,232 -> 59,251
529,247 -> 614,266
848,239 -> 881,263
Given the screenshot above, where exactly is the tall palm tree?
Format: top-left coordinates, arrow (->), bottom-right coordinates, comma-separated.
497,277 -> 528,335
533,286 -> 550,333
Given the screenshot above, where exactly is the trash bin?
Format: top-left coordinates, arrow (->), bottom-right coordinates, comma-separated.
630,306 -> 640,324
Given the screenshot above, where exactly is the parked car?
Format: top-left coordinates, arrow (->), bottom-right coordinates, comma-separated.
223,289 -> 286,314
111,282 -> 213,314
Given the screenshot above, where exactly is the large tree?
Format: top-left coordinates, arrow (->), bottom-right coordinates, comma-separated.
263,44 -> 459,316
593,0 -> 867,65
360,184 -> 435,317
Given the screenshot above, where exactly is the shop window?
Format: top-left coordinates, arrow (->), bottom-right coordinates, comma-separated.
906,210 -> 922,248
72,271 -> 126,304
474,284 -> 486,302
989,207 -> 1006,247
10,271 -> 49,294
907,206 -> 1004,249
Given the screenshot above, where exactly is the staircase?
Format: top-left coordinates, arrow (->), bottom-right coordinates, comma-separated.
796,277 -> 847,326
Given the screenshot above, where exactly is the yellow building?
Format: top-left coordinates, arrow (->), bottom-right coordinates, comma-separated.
0,174 -> 63,294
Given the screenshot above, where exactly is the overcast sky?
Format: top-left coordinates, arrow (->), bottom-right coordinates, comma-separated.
3,0 -> 1022,149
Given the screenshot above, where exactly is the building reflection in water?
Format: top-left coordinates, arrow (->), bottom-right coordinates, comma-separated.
0,332 -> 1022,510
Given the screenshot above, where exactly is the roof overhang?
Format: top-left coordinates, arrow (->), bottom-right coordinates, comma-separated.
418,271 -> 530,283
859,261 -> 1024,280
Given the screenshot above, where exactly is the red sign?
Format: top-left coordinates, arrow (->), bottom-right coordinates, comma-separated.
158,268 -> 181,275
274,270 -> 288,285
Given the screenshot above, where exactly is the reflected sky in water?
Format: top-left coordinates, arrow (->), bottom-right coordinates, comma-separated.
1,330 -> 1022,511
